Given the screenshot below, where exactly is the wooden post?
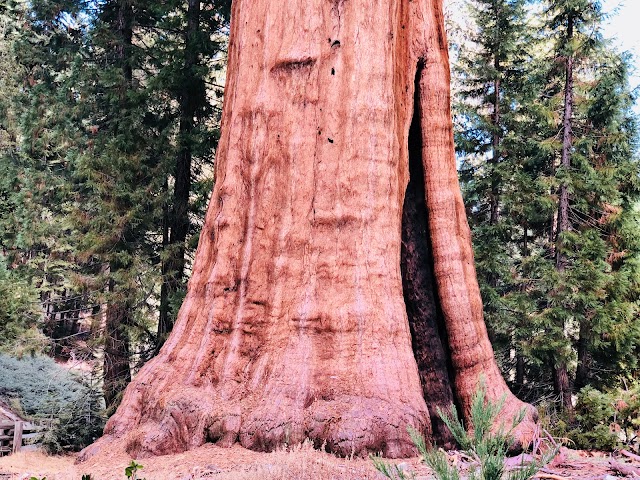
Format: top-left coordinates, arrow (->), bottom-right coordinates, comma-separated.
12,421 -> 23,454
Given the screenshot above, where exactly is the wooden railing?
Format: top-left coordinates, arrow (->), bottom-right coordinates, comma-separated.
0,421 -> 45,455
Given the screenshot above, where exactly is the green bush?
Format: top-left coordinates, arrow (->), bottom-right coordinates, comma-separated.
566,383 -> 640,453
542,382 -> 640,453
0,354 -> 105,452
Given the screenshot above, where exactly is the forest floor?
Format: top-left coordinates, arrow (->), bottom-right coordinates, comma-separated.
0,442 -> 636,480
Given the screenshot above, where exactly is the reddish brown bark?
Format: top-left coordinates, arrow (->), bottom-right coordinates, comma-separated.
80,0 -> 535,461
553,361 -> 574,415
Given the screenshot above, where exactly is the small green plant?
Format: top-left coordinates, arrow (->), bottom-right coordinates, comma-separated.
370,455 -> 415,480
372,382 -> 555,480
125,460 -> 145,480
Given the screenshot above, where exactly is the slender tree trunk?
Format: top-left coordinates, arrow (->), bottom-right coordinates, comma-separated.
157,0 -> 202,350
554,14 -> 575,417
552,360 -> 573,414
116,0 -> 133,87
103,279 -> 132,412
575,320 -> 591,390
101,0 -> 134,411
490,68 -> 501,226
159,179 -> 171,346
81,0 -> 535,461
556,16 -> 574,272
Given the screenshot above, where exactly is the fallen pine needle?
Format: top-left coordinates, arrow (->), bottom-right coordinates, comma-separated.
534,474 -> 567,480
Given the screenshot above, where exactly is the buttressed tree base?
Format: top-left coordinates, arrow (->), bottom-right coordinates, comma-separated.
80,0 -> 536,460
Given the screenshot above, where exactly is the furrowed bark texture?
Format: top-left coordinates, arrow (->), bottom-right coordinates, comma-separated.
80,0 -> 534,460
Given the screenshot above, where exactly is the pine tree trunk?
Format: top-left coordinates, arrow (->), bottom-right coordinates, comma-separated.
81,0 -> 534,460
575,321 -> 591,390
554,14 -> 575,417
103,279 -> 132,412
556,16 -> 574,272
490,71 -> 501,226
515,353 -> 525,389
158,180 -> 171,347
100,0 -> 135,412
157,0 -> 202,349
553,361 -> 574,414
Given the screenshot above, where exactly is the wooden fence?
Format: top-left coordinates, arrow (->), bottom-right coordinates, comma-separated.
0,421 -> 45,455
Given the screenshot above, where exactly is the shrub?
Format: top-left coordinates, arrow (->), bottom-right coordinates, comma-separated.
566,383 -> 640,453
542,382 -> 640,453
372,383 -> 554,480
0,354 -> 105,452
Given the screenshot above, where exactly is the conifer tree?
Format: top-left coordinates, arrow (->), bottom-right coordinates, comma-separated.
456,0 -> 640,414
535,0 -> 640,414
1,0 -> 92,356
2,0 -> 230,412
154,0 -> 231,350
454,0 -> 539,378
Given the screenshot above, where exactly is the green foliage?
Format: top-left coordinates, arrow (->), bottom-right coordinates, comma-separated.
370,456 -> 414,480
549,383 -> 640,453
373,384 -> 554,480
125,460 -> 145,480
457,0 -> 640,409
424,384 -> 548,480
0,257 -> 43,355
0,354 -> 105,452
0,0 -> 230,415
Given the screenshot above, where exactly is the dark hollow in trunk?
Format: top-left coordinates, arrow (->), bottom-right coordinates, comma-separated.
401,66 -> 456,447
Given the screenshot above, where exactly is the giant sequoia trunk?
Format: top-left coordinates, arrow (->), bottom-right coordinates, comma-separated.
80,0 -> 535,460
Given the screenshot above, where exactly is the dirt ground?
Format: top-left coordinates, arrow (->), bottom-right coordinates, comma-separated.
0,443 -> 636,480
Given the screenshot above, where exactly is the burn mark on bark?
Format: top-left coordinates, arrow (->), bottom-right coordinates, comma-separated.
223,279 -> 241,293
329,0 -> 346,11
401,62 -> 456,448
271,57 -> 316,75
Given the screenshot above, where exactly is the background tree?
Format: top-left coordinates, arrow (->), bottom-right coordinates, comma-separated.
455,0 -> 640,416
0,0 -> 230,415
454,0 -> 544,390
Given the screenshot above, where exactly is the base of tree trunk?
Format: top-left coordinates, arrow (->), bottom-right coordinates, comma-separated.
80,344 -> 431,460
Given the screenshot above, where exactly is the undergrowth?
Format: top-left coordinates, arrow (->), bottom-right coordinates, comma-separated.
0,354 -> 105,452
372,383 -> 555,480
542,381 -> 640,453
